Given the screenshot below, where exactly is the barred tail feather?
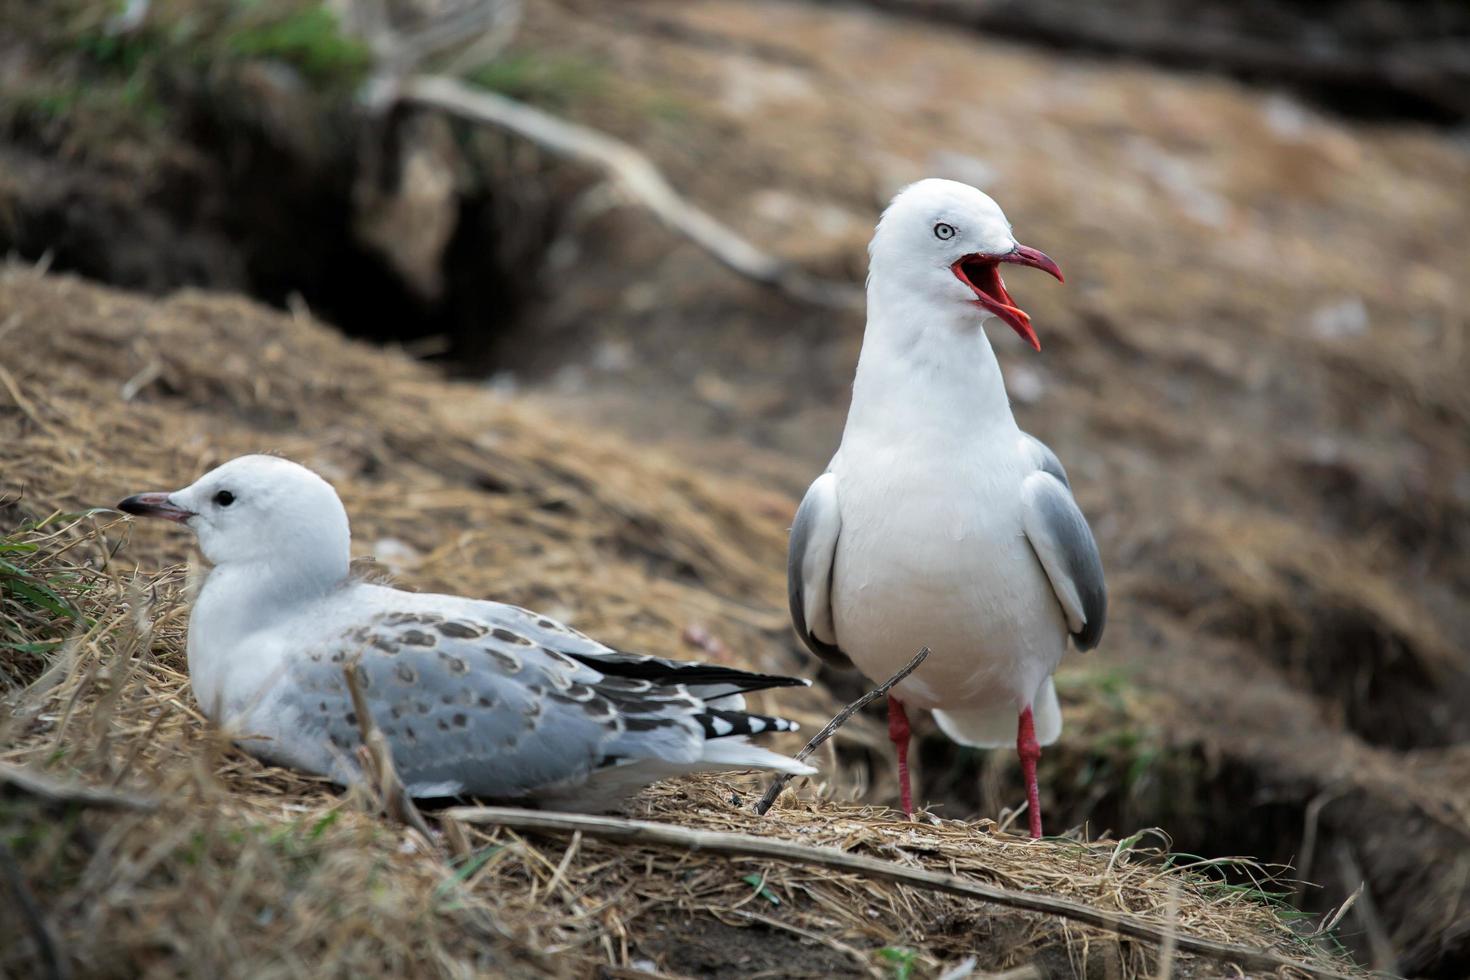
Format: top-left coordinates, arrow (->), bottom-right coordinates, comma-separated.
697,708 -> 800,739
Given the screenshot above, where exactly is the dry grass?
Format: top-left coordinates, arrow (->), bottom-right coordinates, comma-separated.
0,267 -> 1359,977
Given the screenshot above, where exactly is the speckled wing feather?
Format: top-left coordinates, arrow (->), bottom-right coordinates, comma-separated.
274,602 -> 799,801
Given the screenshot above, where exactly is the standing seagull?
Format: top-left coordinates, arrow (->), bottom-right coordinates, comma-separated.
788,179 -> 1105,837
119,455 -> 815,811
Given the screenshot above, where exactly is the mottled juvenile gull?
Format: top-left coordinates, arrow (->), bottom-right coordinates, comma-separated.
788,179 -> 1106,837
120,455 -> 814,811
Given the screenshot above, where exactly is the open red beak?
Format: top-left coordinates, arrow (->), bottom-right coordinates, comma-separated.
950,244 -> 1064,351
117,492 -> 194,523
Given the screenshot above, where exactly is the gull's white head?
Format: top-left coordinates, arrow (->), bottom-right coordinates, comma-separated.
869,178 -> 1064,351
119,455 -> 351,583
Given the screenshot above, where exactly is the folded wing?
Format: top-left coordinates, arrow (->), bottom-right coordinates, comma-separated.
1018,435 -> 1107,652
276,602 -> 810,804
787,472 -> 851,669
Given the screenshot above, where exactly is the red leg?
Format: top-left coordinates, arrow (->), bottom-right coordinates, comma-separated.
887,696 -> 914,818
1017,706 -> 1043,838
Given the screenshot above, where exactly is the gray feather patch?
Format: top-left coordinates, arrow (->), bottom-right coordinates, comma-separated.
278,600 -> 804,801
787,473 -> 852,669
1019,431 -> 1071,490
1020,472 -> 1107,651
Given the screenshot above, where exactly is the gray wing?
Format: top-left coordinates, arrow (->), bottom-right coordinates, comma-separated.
283,609 -> 714,799
787,472 -> 851,669
1018,435 -> 1107,652
1020,431 -> 1072,489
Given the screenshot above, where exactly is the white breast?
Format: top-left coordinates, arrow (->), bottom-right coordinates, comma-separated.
187,568 -> 339,733
828,432 -> 1068,715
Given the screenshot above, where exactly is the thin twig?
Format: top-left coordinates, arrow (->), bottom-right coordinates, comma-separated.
441,815 -> 473,860
1334,842 -> 1397,975
343,663 -> 436,847
440,805 -> 1357,979
1314,880 -> 1362,939
1294,789 -> 1341,903
543,830 -> 582,900
398,75 -> 861,311
1153,880 -> 1181,980
754,647 -> 929,815
0,761 -> 158,812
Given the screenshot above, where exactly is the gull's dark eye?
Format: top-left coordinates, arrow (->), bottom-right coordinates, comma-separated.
213,490 -> 235,508
934,222 -> 956,241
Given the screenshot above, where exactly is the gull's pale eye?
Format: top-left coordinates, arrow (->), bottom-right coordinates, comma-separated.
933,222 -> 957,241
213,490 -> 236,508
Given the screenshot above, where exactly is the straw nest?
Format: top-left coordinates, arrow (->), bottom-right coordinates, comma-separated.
1,268 -> 1359,978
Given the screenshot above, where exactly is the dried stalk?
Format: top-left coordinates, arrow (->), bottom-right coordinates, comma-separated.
0,761 -> 157,812
441,805 -> 1356,979
343,663 -> 436,847
398,75 -> 861,311
754,646 -> 929,815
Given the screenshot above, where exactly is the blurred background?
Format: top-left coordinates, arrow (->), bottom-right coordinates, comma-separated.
2,0 -> 1467,974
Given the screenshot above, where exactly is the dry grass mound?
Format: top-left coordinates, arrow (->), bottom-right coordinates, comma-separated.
0,268 -> 1359,977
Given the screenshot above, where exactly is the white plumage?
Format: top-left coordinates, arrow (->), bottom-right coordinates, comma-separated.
121,455 -> 814,812
789,179 -> 1106,835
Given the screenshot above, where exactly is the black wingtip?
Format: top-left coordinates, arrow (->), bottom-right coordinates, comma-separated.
566,650 -> 811,694
734,671 -> 812,690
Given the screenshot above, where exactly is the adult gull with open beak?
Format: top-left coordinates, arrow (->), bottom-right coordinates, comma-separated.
787,178 -> 1106,837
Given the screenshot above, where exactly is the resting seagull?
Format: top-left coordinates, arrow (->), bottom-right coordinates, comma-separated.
788,179 -> 1106,837
119,455 -> 815,811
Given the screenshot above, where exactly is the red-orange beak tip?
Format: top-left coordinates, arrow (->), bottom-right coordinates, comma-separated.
1001,244 -> 1064,284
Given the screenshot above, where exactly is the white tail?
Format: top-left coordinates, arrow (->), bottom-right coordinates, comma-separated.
931,677 -> 1063,748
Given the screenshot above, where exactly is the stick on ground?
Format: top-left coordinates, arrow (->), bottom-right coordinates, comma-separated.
754,646 -> 929,815
0,760 -> 157,812
398,75 -> 861,311
441,805 -> 1356,979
